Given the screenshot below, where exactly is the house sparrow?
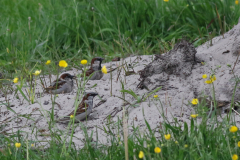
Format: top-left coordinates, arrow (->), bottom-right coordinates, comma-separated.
45,73 -> 76,94
84,57 -> 104,80
56,92 -> 98,123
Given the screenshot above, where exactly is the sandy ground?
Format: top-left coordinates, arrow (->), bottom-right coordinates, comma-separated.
1,21 -> 240,148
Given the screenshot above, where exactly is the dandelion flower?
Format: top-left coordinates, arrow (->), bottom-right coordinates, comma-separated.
164,134 -> 171,140
31,144 -> 34,147
236,0 -> 239,5
210,75 -> 216,81
45,60 -> 51,65
191,98 -> 198,105
81,60 -> 87,65
33,70 -> 41,76
15,143 -> 21,148
70,115 -> 74,119
138,151 -> 144,159
13,78 -> 19,83
184,144 -> 188,148
154,95 -> 158,98
190,114 -> 198,118
59,60 -> 68,68
202,74 -> 207,79
154,147 -> 161,153
230,126 -> 238,133
238,141 -> 240,147
205,79 -> 213,84
164,0 -> 169,2
232,154 -> 238,160
101,65 -> 107,74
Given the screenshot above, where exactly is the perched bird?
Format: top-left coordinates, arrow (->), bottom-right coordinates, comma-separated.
56,92 -> 98,123
84,57 -> 104,80
45,73 -> 76,94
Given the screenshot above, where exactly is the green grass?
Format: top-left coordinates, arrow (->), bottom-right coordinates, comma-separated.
1,0 -> 240,159
0,0 -> 240,77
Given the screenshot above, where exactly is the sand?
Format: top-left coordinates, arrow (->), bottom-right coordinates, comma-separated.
1,21 -> 240,148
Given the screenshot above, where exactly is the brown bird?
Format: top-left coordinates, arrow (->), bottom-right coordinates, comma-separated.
56,92 -> 98,123
45,73 -> 76,94
84,57 -> 104,80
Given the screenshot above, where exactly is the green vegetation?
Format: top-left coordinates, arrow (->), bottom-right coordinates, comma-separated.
1,0 -> 240,159
0,0 -> 240,76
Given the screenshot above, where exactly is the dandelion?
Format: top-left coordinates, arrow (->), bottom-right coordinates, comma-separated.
164,134 -> 171,140
154,147 -> 161,153
70,115 -> 74,119
202,74 -> 207,79
154,95 -> 158,98
138,151 -> 144,159
7,48 -> 9,53
13,78 -> 19,83
164,0 -> 169,2
45,60 -> 51,65
15,143 -> 21,148
230,126 -> 238,133
184,144 -> 188,148
236,0 -> 239,5
31,144 -> 34,147
81,60 -> 87,65
238,141 -> 240,147
205,79 -> 213,84
101,65 -> 107,74
232,154 -> 238,160
33,70 -> 41,76
190,114 -> 198,118
59,60 -> 68,68
191,98 -> 198,105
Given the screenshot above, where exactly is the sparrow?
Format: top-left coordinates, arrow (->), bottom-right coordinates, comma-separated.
45,73 -> 76,94
84,57 -> 104,80
56,92 -> 98,123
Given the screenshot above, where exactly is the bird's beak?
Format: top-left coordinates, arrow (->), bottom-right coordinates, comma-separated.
71,75 -> 77,79
92,93 -> 98,97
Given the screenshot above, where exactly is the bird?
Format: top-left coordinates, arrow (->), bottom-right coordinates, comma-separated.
45,73 -> 76,94
56,92 -> 98,123
84,57 -> 104,80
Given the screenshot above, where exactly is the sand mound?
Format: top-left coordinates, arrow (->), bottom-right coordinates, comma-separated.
1,21 -> 240,148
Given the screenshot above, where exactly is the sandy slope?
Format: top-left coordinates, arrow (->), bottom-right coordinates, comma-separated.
1,21 -> 240,148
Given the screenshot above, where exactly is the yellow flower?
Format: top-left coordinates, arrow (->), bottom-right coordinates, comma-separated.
184,144 -> 188,148
154,95 -> 158,98
31,144 -> 34,147
238,141 -> 240,147
191,98 -> 198,105
232,154 -> 238,160
33,70 -> 41,76
101,65 -> 107,74
190,114 -> 198,118
210,75 -> 216,81
138,151 -> 144,159
81,60 -> 87,65
13,78 -> 19,83
164,134 -> 171,140
202,74 -> 207,79
164,0 -> 169,2
236,0 -> 239,5
45,60 -> 51,65
7,48 -> 9,53
15,143 -> 21,148
154,147 -> 161,153
59,60 -> 68,68
70,115 -> 74,119
230,126 -> 238,133
205,75 -> 216,84
175,141 -> 178,144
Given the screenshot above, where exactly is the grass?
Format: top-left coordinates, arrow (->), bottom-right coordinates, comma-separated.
1,0 -> 240,159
